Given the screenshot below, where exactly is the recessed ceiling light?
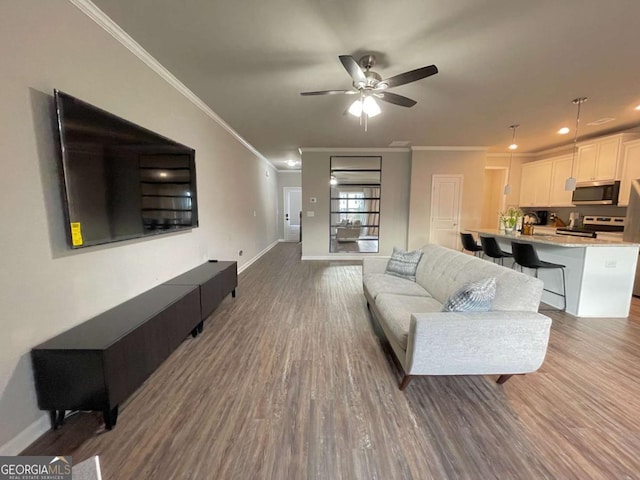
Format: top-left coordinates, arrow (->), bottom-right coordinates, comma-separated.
508,143 -> 518,150
635,105 -> 640,111
558,127 -> 570,135
287,160 -> 296,167
587,117 -> 615,126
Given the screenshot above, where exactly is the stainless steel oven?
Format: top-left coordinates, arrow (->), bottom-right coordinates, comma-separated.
571,180 -> 620,205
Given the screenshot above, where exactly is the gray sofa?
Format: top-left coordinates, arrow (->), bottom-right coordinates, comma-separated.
363,244 -> 552,389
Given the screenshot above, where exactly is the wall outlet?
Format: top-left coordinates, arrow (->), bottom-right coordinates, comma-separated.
306,211 -> 315,217
253,210 -> 257,217
310,197 -> 317,203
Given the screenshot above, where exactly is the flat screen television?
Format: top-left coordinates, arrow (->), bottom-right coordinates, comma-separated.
54,90 -> 198,249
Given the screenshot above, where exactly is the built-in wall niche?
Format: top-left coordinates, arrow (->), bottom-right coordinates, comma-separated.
330,156 -> 381,253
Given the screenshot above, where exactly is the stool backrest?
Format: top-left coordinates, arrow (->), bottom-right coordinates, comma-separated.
511,241 -> 541,268
480,236 -> 504,258
460,233 -> 479,251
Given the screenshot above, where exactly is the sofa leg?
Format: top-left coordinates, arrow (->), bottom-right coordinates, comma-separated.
399,375 -> 413,390
496,374 -> 513,384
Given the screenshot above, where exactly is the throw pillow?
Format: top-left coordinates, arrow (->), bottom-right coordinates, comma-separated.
442,277 -> 497,312
385,247 -> 423,282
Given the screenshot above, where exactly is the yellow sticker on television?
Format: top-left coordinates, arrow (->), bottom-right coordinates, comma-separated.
70,222 -> 83,246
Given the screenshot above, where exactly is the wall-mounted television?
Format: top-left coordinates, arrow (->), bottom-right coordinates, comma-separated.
54,90 -> 198,249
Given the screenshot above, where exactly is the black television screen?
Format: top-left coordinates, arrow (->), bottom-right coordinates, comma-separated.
54,90 -> 198,249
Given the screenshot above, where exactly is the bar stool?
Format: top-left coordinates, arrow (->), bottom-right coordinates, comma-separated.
479,236 -> 513,266
511,241 -> 566,311
460,233 -> 483,257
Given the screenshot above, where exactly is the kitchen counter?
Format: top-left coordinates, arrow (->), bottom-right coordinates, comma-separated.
466,229 -> 639,318
471,229 -> 638,247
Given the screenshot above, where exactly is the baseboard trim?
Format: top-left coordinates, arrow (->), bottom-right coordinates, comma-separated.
301,255 -> 365,261
0,414 -> 50,456
238,239 -> 281,274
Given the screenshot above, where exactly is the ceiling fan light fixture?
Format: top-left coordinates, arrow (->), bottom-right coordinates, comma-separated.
362,96 -> 381,117
348,99 -> 363,117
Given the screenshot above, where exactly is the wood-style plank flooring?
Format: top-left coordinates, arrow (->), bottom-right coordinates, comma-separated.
23,243 -> 640,479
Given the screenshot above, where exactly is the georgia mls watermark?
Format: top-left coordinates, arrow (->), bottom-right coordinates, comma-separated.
0,456 -> 72,480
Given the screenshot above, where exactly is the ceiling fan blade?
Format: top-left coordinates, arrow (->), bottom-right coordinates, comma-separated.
376,92 -> 417,107
378,65 -> 438,89
300,90 -> 357,96
339,55 -> 367,86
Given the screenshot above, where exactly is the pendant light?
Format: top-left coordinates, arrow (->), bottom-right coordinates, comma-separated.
565,97 -> 588,191
504,124 -> 519,195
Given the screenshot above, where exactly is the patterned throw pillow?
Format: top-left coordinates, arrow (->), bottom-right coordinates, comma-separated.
442,277 -> 497,312
385,247 -> 423,282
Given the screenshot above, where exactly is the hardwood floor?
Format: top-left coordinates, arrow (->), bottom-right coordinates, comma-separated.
23,243 -> 640,479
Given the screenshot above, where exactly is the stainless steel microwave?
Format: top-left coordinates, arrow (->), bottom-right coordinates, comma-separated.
571,180 -> 620,205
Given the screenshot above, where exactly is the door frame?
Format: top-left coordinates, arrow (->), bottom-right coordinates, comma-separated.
429,174 -> 463,249
283,187 -> 302,242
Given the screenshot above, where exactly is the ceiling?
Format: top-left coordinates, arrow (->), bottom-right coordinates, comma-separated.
91,0 -> 640,170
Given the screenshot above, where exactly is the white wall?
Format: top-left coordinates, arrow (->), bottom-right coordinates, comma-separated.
0,0 -> 279,453
300,149 -> 411,258
276,171 -> 302,239
408,149 -> 487,250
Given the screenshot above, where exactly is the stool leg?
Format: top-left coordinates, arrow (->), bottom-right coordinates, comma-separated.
560,267 -> 567,311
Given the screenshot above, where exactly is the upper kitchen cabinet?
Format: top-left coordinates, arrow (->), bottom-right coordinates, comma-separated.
520,160 -> 552,207
618,139 -> 640,206
548,155 -> 574,206
575,134 -> 636,183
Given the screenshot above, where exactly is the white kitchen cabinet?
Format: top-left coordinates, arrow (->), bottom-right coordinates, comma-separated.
549,155 -> 574,206
618,139 -> 640,206
576,136 -> 622,182
520,160 -> 552,207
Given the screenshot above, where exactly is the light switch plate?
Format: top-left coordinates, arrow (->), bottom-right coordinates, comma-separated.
306,211 -> 315,217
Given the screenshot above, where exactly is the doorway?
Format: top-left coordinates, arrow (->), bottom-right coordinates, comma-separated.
429,175 -> 463,250
283,187 -> 301,242
481,167 -> 507,229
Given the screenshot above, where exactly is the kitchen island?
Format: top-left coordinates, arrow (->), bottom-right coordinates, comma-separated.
468,229 -> 639,317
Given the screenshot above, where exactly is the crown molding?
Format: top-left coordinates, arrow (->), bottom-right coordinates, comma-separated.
298,147 -> 411,153
411,146 -> 488,151
486,152 -> 537,158
68,0 -> 274,169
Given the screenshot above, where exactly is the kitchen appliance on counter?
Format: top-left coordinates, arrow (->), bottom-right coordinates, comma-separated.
571,180 -> 620,205
556,216 -> 625,238
623,179 -> 640,296
523,210 -> 548,226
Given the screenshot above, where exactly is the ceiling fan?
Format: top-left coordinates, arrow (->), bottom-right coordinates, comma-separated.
300,54 -> 438,121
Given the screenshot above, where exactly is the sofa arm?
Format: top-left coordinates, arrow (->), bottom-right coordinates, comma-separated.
362,257 -> 390,276
404,311 -> 552,376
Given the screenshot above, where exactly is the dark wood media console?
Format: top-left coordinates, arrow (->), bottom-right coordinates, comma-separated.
31,261 -> 237,430
164,260 -> 237,337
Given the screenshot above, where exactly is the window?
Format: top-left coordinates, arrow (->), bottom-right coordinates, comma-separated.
330,156 -> 381,253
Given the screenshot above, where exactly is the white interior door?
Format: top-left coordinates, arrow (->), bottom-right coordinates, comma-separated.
284,187 -> 302,242
429,175 -> 463,250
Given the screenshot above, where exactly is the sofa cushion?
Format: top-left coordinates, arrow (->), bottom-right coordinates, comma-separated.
385,247 -> 423,281
363,273 -> 431,301
442,277 -> 496,312
375,293 -> 443,350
